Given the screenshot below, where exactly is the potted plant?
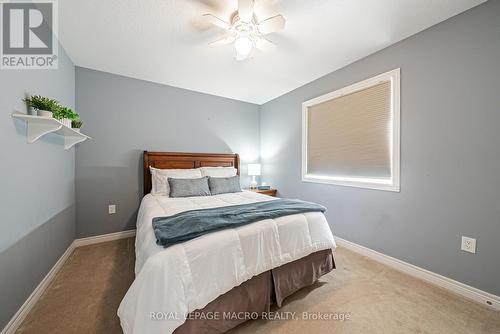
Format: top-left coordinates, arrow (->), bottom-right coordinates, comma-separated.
71,119 -> 83,133
23,95 -> 59,118
54,106 -> 79,127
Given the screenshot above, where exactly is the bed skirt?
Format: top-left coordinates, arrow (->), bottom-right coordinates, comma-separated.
174,249 -> 335,334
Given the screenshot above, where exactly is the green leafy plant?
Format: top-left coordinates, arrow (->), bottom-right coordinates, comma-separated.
71,119 -> 83,129
53,106 -> 79,120
23,95 -> 59,112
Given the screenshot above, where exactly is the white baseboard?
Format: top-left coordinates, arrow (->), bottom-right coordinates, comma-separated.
1,229 -> 136,334
73,229 -> 136,247
1,240 -> 76,334
335,236 -> 500,311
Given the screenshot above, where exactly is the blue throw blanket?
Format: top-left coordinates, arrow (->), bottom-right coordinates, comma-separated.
152,199 -> 326,247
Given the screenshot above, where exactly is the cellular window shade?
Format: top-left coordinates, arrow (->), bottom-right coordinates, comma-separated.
307,81 -> 391,179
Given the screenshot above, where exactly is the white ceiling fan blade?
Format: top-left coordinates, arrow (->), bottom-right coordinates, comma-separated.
255,37 -> 276,52
258,14 -> 286,34
209,35 -> 236,47
203,14 -> 230,29
238,0 -> 254,22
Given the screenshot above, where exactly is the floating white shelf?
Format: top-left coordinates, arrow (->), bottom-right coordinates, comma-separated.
12,112 -> 91,149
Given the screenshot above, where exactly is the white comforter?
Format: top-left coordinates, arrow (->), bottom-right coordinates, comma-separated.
118,191 -> 336,334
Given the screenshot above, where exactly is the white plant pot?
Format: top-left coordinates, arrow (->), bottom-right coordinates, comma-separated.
60,118 -> 72,127
37,109 -> 53,118
72,128 -> 81,133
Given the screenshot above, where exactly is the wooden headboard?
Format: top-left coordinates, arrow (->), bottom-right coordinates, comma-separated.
143,151 -> 240,195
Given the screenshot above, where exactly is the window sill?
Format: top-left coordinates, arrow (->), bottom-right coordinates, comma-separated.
302,174 -> 400,192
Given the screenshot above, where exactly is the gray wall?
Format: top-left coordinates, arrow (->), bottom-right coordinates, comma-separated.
260,1 -> 500,296
75,68 -> 261,238
0,47 -> 75,328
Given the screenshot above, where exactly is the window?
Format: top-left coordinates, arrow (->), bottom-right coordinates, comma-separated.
302,69 -> 400,192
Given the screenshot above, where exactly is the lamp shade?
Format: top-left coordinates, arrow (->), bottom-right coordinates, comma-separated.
248,163 -> 261,176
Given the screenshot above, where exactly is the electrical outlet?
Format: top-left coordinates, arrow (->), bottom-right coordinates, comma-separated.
108,204 -> 116,215
461,236 -> 476,253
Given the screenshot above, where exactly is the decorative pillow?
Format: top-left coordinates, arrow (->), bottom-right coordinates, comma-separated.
168,176 -> 211,198
208,176 -> 242,195
200,166 -> 237,178
150,167 -> 202,196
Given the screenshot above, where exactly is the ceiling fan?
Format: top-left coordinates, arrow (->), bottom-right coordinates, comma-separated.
203,0 -> 286,60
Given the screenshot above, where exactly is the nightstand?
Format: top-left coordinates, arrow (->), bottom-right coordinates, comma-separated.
247,188 -> 278,197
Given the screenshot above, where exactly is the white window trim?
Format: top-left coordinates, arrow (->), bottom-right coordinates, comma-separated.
301,68 -> 401,192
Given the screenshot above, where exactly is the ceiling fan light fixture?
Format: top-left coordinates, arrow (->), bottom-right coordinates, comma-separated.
234,36 -> 253,59
204,0 -> 286,60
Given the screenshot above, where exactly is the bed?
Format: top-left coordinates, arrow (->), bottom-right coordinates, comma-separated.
118,152 -> 336,334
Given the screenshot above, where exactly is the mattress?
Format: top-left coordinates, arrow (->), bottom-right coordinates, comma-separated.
118,191 -> 336,334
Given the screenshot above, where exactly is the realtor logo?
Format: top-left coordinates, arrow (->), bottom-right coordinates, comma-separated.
1,0 -> 58,69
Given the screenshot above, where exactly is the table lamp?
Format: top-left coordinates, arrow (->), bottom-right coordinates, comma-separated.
248,163 -> 261,189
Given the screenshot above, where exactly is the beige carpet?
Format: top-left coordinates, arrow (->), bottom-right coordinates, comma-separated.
16,238 -> 500,334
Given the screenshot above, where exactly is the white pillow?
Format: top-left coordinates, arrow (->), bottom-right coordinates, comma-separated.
150,167 -> 202,196
200,166 -> 237,178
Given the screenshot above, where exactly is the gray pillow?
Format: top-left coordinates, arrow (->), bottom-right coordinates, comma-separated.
208,176 -> 242,195
168,176 -> 211,197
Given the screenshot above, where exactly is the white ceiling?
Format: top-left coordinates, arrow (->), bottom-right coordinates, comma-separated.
60,0 -> 485,104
